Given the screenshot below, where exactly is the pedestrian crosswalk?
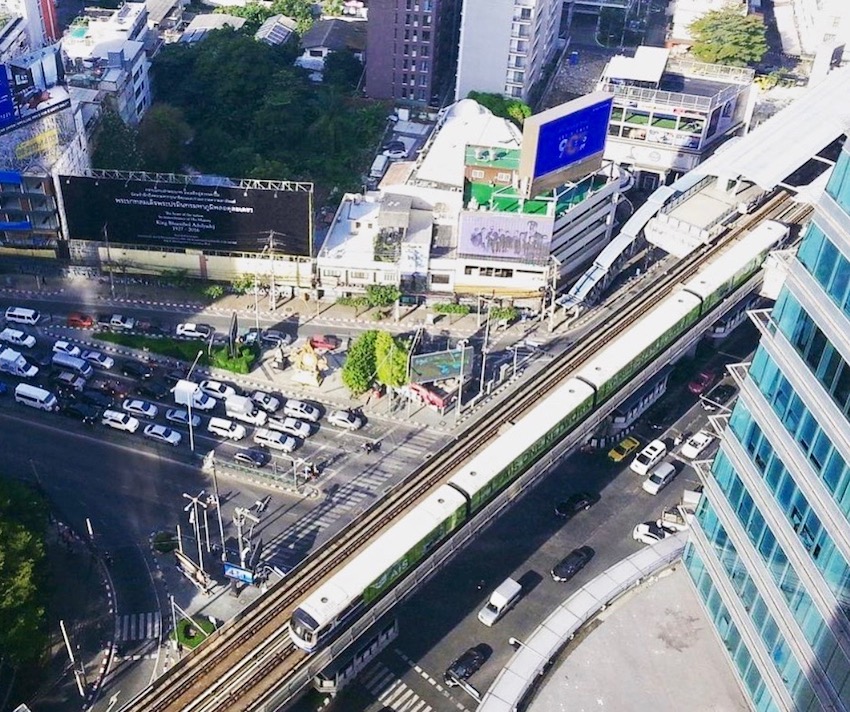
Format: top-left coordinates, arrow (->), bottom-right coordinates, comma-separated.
115,612 -> 161,641
360,662 -> 433,712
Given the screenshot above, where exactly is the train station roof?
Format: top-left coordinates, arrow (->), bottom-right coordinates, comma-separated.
694,66 -> 850,190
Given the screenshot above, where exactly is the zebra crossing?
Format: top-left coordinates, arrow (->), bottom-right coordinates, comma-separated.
115,612 -> 161,642
360,662 -> 435,712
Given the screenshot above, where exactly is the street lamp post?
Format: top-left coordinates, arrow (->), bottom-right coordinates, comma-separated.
186,350 -> 204,454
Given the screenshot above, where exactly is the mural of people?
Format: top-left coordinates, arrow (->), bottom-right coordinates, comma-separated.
458,213 -> 553,264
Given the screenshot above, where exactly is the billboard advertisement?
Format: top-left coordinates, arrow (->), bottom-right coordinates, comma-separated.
59,175 -> 312,256
457,211 -> 554,265
0,46 -> 70,136
410,347 -> 474,384
519,92 -> 612,196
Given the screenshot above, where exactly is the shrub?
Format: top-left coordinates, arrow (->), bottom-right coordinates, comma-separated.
203,284 -> 225,300
433,302 -> 471,316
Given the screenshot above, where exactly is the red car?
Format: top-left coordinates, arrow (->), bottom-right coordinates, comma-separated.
309,334 -> 341,354
67,312 -> 94,328
688,368 -> 717,395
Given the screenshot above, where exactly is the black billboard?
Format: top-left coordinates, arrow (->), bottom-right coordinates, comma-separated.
59,176 -> 312,256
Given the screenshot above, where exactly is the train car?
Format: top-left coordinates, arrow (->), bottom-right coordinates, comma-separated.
290,485 -> 467,651
448,378 -> 595,513
681,220 -> 788,311
574,290 -> 703,404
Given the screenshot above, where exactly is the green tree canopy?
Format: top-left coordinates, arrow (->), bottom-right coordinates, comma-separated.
466,91 -> 532,126
215,2 -> 276,34
365,284 -> 400,309
0,480 -> 48,665
342,330 -> 378,395
137,104 -> 192,173
374,331 -> 409,388
323,50 -> 364,91
91,108 -> 142,170
688,7 -> 767,67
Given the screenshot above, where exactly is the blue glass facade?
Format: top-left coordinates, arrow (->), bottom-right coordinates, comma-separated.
684,141 -> 850,711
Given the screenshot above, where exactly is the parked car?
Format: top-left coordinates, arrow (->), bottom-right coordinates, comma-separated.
233,449 -> 269,468
551,546 -> 594,582
681,430 -> 716,459
642,462 -> 677,495
382,141 -> 407,159
630,439 -> 667,476
200,379 -> 237,399
81,349 -> 115,370
262,330 -> 291,347
143,424 -> 182,446
327,409 -> 363,431
61,401 -> 100,424
135,379 -> 171,400
633,521 -> 676,545
0,328 -> 35,348
607,435 -> 640,462
443,646 -> 485,687
251,390 -> 281,413
109,314 -> 136,331
688,368 -> 718,395
554,492 -> 598,519
52,340 -> 81,357
176,322 -> 214,339
66,312 -> 94,328
121,361 -> 153,380
309,334 -> 341,353
283,399 -> 320,422
165,408 -> 201,428
122,398 -> 158,419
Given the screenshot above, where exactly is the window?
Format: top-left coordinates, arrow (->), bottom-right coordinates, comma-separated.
322,269 -> 341,278
496,172 -> 510,182
349,271 -> 369,281
430,273 -> 450,284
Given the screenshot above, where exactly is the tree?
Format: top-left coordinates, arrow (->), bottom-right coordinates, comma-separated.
342,330 -> 377,395
137,104 -> 192,173
688,7 -> 767,67
323,50 -> 363,91
466,91 -> 531,126
365,285 -> 400,309
323,0 -> 345,16
215,2 -> 275,33
374,331 -> 409,388
91,109 -> 142,170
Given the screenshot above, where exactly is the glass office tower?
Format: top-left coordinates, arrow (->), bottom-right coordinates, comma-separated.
684,139 -> 850,711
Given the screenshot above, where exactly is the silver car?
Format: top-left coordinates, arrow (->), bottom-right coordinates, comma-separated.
143,424 -> 182,446
165,408 -> 201,428
122,398 -> 158,419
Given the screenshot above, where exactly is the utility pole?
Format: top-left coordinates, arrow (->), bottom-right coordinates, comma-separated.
454,339 -> 468,426
60,619 -> 88,697
233,507 -> 260,569
186,350 -> 204,453
102,223 -> 115,299
267,231 -> 277,312
479,305 -> 492,396
549,255 -> 561,333
183,491 -> 208,571
210,460 -> 226,560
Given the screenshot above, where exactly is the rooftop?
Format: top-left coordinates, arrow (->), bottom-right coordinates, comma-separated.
62,2 -> 147,58
300,17 -> 366,52
181,13 -> 245,43
319,194 -> 383,268
464,145 -> 521,171
603,46 -> 669,84
144,0 -> 181,27
255,14 -> 297,46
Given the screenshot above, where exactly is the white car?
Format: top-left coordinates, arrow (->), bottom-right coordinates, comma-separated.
143,423 -> 182,446
0,327 -> 35,348
81,349 -> 115,369
253,428 -> 297,452
630,439 -> 667,476
109,314 -> 135,330
165,408 -> 201,428
122,398 -> 158,419
251,390 -> 281,413
176,323 -> 214,339
327,409 -> 363,431
283,399 -> 320,423
200,379 -> 237,399
274,417 -> 311,439
681,430 -> 716,460
641,462 -> 677,495
52,340 -> 81,357
632,521 -> 676,545
101,409 -> 140,433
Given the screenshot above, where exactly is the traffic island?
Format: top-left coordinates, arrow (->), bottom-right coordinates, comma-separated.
172,616 -> 215,651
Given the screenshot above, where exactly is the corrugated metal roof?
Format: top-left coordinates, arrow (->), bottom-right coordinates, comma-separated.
694,66 -> 850,189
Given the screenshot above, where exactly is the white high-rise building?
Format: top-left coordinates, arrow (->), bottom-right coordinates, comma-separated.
455,0 -> 561,102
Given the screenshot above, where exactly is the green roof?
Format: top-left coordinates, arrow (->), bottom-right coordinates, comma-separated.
464,175 -> 610,219
465,145 -> 522,170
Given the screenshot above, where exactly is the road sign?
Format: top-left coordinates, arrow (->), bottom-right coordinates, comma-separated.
224,562 -> 255,585
410,347 -> 474,384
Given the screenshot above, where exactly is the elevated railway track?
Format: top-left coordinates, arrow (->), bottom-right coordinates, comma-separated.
123,191 -> 811,712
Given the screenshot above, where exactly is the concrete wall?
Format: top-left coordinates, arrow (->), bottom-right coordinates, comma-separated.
455,0 -> 513,100
364,0 -> 396,100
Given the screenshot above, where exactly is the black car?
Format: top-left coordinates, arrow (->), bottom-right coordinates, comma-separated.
163,368 -> 187,385
61,401 -> 101,425
78,389 -> 113,409
121,361 -> 153,380
701,383 -> 737,412
135,379 -> 170,400
551,546 -> 594,583
89,379 -> 130,399
444,646 -> 485,687
554,492 -> 598,519
233,449 -> 270,468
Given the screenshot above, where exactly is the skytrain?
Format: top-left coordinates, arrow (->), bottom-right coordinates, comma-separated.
290,221 -> 790,652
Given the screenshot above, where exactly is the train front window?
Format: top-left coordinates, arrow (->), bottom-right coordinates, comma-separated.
291,609 -> 320,641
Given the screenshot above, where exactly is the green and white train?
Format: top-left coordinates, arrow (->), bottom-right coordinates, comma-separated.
289,220 -> 789,652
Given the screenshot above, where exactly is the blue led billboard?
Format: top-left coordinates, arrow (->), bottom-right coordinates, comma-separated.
532,96 -> 612,180
0,70 -> 15,130
0,46 -> 70,136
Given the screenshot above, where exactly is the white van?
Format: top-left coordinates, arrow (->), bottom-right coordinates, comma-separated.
0,328 -> 35,348
478,578 -> 522,627
630,439 -> 668,476
207,417 -> 246,441
15,383 -> 57,411
52,352 -> 93,378
102,409 -> 140,433
5,306 -> 40,325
